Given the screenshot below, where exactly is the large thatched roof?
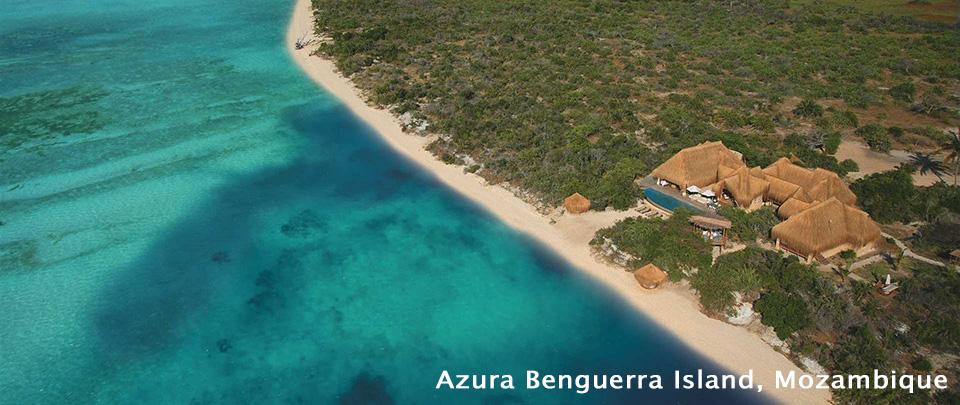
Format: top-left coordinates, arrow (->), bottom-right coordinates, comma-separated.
564,192 -> 591,214
764,175 -> 802,204
651,144 -> 871,256
720,166 -> 769,204
772,198 -> 883,257
651,141 -> 745,189
651,143 -> 858,211
762,158 -> 856,205
777,197 -> 814,219
634,263 -> 668,289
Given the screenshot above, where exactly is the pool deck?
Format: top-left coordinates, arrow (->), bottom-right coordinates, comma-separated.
638,175 -> 727,221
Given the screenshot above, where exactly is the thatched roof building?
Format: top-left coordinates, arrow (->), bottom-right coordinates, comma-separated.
651,142 -> 882,261
564,192 -> 591,214
772,198 -> 883,259
762,157 -> 856,205
689,215 -> 732,230
651,141 -> 745,190
652,144 -> 858,211
777,198 -> 815,219
634,263 -> 668,289
720,166 -> 769,206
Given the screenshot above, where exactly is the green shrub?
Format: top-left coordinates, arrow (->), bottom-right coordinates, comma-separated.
856,124 -> 892,152
850,167 -> 917,223
748,114 -> 775,132
824,132 -> 842,154
692,247 -> 781,315
593,207 -> 712,278
889,82 -> 916,102
887,126 -> 905,138
793,99 -> 824,118
691,265 -> 738,315
714,109 -> 747,128
784,133 -> 807,149
838,159 -> 860,174
719,205 -> 778,242
754,290 -> 812,340
911,356 -> 933,372
831,110 -> 859,128
839,250 -> 857,260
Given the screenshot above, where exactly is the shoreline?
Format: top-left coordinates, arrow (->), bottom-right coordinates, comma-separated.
286,1 -> 829,403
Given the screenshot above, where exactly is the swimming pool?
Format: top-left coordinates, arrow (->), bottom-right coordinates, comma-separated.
644,187 -> 702,213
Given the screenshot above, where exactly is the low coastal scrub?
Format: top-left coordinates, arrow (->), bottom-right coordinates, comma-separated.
591,208 -> 711,281
692,245 -> 960,403
856,124 -> 893,152
716,205 -> 778,243
312,0 -> 958,209
753,290 -> 812,340
851,166 -> 960,244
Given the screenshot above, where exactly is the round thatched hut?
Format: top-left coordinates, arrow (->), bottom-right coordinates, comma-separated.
564,192 -> 591,214
634,263 -> 668,289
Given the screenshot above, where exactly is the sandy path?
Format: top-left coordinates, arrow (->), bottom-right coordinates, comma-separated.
836,141 -> 944,186
286,1 -> 830,403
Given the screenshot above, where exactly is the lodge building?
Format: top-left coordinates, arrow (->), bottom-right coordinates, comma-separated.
651,141 -> 883,262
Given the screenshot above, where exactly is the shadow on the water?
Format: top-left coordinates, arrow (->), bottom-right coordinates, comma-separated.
90,101 -> 410,356
88,99 -> 775,404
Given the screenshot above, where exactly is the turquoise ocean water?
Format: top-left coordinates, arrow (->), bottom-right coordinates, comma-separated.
0,0 -> 770,403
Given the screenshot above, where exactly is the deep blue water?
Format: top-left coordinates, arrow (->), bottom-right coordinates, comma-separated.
0,0 -> 769,403
644,188 -> 703,213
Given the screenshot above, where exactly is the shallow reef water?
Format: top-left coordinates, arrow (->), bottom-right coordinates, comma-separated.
0,0 -> 771,403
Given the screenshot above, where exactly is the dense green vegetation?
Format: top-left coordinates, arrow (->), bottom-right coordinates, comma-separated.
591,208 -> 711,281
850,166 -> 960,260
717,205 -> 779,243
313,0 -> 959,208
852,166 -> 960,223
789,0 -> 958,23
754,290 -> 813,340
313,1 -> 960,398
851,166 -> 919,223
692,247 -> 960,403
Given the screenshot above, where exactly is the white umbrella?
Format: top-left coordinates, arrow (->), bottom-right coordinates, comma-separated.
686,185 -> 700,194
701,189 -> 716,197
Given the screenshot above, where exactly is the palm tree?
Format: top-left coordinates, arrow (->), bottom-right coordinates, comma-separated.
939,128 -> 960,185
907,152 -> 945,182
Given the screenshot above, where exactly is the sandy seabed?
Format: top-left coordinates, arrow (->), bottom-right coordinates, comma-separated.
286,1 -> 830,403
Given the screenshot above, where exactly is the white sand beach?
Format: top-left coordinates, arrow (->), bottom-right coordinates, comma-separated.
287,1 -> 830,403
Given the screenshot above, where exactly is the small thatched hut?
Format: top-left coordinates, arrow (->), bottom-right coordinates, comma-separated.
564,192 -> 591,214
689,215 -> 732,247
950,249 -> 960,264
634,263 -> 668,289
